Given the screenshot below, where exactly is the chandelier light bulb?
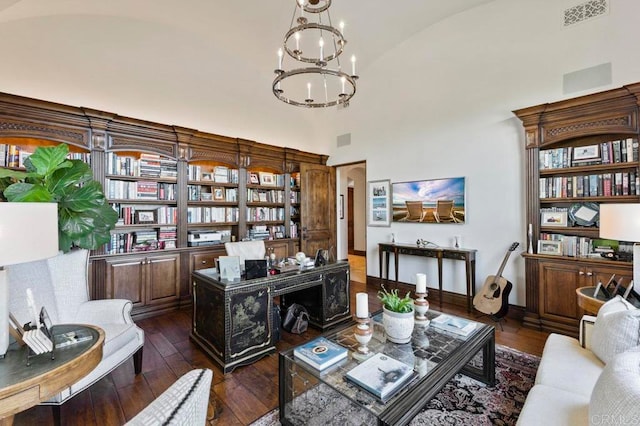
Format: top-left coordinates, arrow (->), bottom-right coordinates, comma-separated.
319,37 -> 324,60
341,76 -> 346,94
277,48 -> 283,70
351,55 -> 356,76
298,0 -> 305,18
307,82 -> 311,99
340,21 -> 345,37
295,32 -> 301,52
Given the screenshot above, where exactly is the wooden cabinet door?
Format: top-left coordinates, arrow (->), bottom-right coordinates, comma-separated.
538,261 -> 581,324
146,254 -> 180,305
300,163 -> 336,256
105,256 -> 145,306
265,240 -> 290,259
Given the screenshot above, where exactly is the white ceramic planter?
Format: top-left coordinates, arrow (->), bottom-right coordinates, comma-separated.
382,306 -> 415,344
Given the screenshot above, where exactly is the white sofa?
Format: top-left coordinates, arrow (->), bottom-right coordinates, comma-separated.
7,249 -> 144,411
517,296 -> 640,426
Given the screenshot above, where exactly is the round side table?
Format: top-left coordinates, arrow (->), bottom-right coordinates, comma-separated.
0,324 -> 104,423
576,286 -> 607,314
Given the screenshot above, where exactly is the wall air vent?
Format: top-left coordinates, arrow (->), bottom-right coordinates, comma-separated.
564,0 -> 608,26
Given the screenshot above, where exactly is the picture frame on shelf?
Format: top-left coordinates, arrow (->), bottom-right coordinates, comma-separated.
572,144 -> 600,163
134,210 -> 157,224
201,172 -> 213,181
259,172 -> 276,186
540,211 -> 568,227
367,179 -> 391,227
538,240 -> 562,256
249,172 -> 260,185
213,187 -> 225,201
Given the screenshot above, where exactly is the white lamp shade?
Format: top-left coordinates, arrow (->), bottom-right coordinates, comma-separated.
599,204 -> 640,242
0,202 -> 59,266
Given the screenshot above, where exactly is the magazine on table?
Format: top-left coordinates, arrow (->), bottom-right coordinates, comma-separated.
431,314 -> 477,336
345,352 -> 415,402
293,337 -> 348,370
54,329 -> 94,348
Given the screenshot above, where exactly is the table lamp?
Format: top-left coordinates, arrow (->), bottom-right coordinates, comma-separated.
599,203 -> 640,288
0,202 -> 58,358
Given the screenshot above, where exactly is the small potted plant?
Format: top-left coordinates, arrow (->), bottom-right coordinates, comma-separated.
378,285 -> 415,344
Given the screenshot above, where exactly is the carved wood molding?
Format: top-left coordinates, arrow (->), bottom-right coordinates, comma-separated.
542,114 -> 634,145
108,135 -> 177,159
188,147 -> 238,166
0,118 -> 89,147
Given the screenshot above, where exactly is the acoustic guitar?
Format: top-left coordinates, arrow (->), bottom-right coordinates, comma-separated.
473,242 -> 519,318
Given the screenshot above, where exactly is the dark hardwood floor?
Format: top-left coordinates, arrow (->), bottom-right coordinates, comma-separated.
14,279 -> 549,426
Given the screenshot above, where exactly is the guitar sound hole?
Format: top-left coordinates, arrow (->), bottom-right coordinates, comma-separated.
489,283 -> 498,291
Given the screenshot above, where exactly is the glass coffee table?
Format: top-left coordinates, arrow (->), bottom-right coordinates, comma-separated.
279,310 -> 495,426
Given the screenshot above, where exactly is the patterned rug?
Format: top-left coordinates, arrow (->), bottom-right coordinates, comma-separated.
250,345 -> 539,426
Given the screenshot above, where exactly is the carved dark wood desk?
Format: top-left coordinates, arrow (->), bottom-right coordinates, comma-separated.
190,261 -> 350,373
378,243 -> 477,312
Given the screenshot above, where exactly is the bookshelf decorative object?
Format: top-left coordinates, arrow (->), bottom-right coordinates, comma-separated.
514,83 -> 640,336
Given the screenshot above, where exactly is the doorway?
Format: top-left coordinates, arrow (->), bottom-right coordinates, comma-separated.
336,162 -> 366,283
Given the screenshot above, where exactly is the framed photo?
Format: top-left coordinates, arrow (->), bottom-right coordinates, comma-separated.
135,210 -> 157,224
392,177 -> 466,224
572,144 -> 600,163
368,179 -> 391,227
540,211 -> 568,227
538,240 -> 562,256
259,172 -> 276,186
249,172 -> 260,185
213,187 -> 225,201
201,171 -> 213,181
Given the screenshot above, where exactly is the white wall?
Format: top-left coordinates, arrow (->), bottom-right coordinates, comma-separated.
326,0 -> 640,306
336,164 -> 366,259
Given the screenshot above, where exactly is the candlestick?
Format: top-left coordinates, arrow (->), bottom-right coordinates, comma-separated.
353,317 -> 373,360
416,273 -> 427,294
351,55 -> 356,75
319,37 -> 324,60
528,223 -> 534,254
295,32 -> 300,52
341,76 -> 346,94
356,292 -> 368,318
414,292 -> 429,323
339,21 -> 345,37
306,82 -> 311,100
277,48 -> 283,70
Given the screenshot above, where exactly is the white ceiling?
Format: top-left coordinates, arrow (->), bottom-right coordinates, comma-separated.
0,0 -> 495,150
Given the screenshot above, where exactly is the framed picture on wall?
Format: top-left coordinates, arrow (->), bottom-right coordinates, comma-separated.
391,177 -> 465,224
367,180 -> 391,227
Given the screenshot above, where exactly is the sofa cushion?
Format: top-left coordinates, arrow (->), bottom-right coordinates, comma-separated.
598,295 -> 636,316
589,348 -> 640,426
535,334 -> 604,397
591,309 -> 640,364
516,384 -> 589,426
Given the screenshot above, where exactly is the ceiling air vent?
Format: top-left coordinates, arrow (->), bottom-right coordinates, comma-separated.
564,0 -> 608,26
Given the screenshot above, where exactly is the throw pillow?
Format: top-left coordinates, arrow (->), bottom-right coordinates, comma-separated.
591,309 -> 640,364
589,348 -> 640,426
597,295 -> 635,318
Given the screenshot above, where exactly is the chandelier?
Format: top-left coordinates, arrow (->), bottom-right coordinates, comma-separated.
273,0 -> 358,108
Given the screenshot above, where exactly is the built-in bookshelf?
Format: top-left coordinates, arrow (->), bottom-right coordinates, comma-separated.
515,83 -> 640,336
245,170 -> 287,241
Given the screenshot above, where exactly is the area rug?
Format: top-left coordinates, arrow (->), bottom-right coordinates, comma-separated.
250,345 -> 539,426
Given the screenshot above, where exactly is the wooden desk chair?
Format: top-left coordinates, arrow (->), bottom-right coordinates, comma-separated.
403,201 -> 425,222
434,199 -> 458,223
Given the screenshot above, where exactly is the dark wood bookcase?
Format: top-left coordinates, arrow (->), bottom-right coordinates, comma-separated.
514,82 -> 640,336
0,92 -> 334,319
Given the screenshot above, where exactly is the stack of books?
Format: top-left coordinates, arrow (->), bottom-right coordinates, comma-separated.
136,181 -> 159,200
431,314 -> 477,336
293,337 -> 348,370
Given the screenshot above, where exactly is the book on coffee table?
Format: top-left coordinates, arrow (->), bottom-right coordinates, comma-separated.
345,352 -> 415,402
431,314 -> 477,336
293,337 -> 348,370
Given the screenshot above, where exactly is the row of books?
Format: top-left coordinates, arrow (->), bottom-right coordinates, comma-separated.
539,233 -> 594,257
0,144 -> 90,167
186,207 -> 239,224
187,165 -> 239,183
539,172 -> 639,199
112,204 -> 178,226
539,138 -> 638,170
247,171 -> 287,187
246,207 -> 285,222
106,153 -> 177,178
248,224 -> 287,240
107,229 -> 177,254
247,189 -> 286,203
187,185 -> 238,202
106,179 -> 177,200
290,191 -> 300,203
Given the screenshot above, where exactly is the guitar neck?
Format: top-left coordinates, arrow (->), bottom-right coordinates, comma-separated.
493,243 -> 519,279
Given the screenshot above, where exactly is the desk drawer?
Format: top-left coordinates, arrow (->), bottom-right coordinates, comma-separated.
192,253 -> 217,271
443,251 -> 467,261
399,247 -> 438,257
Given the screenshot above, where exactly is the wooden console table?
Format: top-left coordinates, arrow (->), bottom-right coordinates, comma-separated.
191,261 -> 351,373
379,243 -> 477,312
0,324 -> 104,424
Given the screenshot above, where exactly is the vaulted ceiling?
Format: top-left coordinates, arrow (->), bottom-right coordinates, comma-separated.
0,0 -> 494,152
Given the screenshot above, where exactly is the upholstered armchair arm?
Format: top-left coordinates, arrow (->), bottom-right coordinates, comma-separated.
580,314 -> 597,350
74,299 -> 135,325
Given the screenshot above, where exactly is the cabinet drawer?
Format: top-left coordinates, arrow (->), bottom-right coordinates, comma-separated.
192,253 -> 217,271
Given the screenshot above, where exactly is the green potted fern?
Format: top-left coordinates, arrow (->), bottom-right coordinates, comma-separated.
378,285 -> 415,344
0,143 -> 117,252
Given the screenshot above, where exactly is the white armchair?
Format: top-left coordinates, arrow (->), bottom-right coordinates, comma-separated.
7,249 -> 144,412
126,368 -> 213,425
